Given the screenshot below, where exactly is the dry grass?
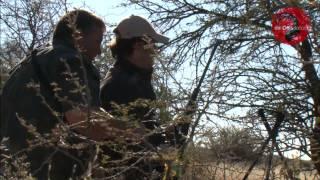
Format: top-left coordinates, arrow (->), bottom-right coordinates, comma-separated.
179,161 -> 319,180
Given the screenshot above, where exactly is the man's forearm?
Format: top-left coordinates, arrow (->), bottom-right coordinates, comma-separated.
64,108 -> 144,141
64,109 -> 111,140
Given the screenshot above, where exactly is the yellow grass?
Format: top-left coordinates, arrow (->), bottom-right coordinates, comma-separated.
179,161 -> 319,180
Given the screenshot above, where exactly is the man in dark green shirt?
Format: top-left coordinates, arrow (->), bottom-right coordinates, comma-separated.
1,10 -> 108,179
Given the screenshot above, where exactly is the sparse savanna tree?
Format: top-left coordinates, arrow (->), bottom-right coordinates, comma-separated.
0,0 -> 114,86
121,0 -> 320,178
0,0 -> 68,87
2,0 -> 320,179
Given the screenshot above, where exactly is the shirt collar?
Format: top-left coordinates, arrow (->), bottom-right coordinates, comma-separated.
52,38 -> 75,49
115,58 -> 154,77
52,38 -> 93,65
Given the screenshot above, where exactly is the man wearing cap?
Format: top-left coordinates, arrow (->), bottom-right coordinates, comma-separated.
100,15 -> 169,179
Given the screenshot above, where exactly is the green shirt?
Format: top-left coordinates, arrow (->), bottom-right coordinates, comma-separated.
1,40 -> 100,179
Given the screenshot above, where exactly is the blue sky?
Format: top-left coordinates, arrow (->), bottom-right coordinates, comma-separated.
69,0 -> 148,24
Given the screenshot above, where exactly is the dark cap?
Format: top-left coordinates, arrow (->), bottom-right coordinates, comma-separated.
114,15 -> 169,44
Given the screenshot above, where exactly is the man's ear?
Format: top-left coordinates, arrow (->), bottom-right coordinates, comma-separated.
73,31 -> 86,51
73,31 -> 84,44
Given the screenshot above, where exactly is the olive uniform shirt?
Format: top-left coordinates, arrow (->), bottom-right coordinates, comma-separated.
100,59 -> 166,147
100,59 -> 166,179
0,39 -> 100,179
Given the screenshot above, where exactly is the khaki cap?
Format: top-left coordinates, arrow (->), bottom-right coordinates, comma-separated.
114,15 -> 169,44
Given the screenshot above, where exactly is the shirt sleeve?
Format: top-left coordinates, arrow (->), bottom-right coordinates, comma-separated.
100,76 -> 124,112
47,54 -> 92,112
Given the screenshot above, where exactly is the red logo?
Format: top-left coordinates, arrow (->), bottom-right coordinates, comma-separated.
271,7 -> 311,45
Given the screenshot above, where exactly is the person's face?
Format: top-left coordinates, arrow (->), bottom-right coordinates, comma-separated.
76,26 -> 104,60
130,37 -> 159,69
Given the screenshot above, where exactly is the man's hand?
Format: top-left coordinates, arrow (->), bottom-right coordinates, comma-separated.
65,108 -> 146,142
